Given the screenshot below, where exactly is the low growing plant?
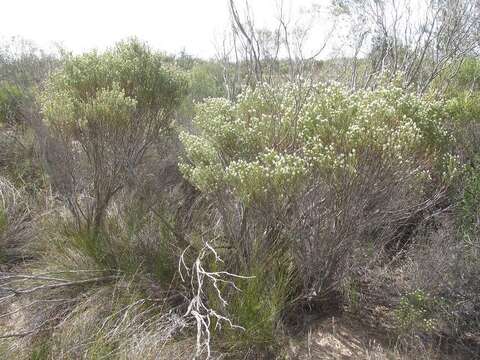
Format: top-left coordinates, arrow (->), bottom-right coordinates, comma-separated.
395,289 -> 442,334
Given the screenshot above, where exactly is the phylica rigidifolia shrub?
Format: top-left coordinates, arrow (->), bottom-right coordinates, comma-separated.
180,82 -> 453,203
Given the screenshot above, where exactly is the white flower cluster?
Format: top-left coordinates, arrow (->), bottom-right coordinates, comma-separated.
180,82 -> 453,201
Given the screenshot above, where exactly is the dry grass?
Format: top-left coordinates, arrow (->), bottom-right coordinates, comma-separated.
0,176 -> 34,265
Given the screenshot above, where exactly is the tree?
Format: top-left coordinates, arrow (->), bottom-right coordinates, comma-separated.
218,0 -> 334,98
40,39 -> 187,234
333,0 -> 480,92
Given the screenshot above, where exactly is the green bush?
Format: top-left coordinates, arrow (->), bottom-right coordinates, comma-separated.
178,82 -> 456,355
177,61 -> 225,121
447,92 -> 480,124
447,91 -> 480,260
189,62 -> 225,102
438,58 -> 480,95
0,176 -> 32,265
43,201 -> 178,285
457,162 -> 480,268
0,206 -> 7,262
40,39 -> 188,233
395,289 -> 441,334
0,127 -> 46,191
0,206 -> 7,235
447,92 -> 480,166
0,82 -> 23,124
42,39 -> 186,115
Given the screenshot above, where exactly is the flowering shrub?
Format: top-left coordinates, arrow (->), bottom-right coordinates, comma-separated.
178,82 -> 456,321
395,290 -> 441,333
180,82 -> 451,203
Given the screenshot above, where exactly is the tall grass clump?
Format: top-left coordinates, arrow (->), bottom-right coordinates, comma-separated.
0,196 -> 195,359
0,176 -> 33,265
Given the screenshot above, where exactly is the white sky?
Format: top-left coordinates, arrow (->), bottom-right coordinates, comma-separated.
0,0 -> 329,58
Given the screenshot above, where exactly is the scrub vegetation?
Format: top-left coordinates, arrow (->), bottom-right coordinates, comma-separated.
0,1 -> 480,358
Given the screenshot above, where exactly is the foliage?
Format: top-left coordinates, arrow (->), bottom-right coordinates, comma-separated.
179,81 -> 457,355
0,206 -> 7,236
447,91 -> 480,261
447,91 -> 480,124
440,58 -> 480,95
43,201 -> 178,284
0,127 -> 46,192
0,37 -> 59,128
39,39 -> 188,233
178,61 -> 225,121
189,62 -> 225,102
219,256 -> 293,355
180,82 -> 451,204
343,277 -> 361,312
42,39 -> 186,116
0,176 -> 32,265
29,340 -> 51,360
395,290 -> 441,333
0,82 -> 23,124
460,164 -> 480,232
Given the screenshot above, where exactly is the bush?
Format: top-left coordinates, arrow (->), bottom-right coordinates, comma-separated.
189,62 -> 225,102
39,39 -> 188,234
180,82 -> 450,198
0,37 -> 59,127
0,127 -> 46,192
395,289 -> 441,334
3,39 -> 479,357
180,82 -> 451,294
0,82 -> 23,125
218,252 -> 293,355
0,199 -> 187,359
446,92 -> 480,165
177,61 -> 226,121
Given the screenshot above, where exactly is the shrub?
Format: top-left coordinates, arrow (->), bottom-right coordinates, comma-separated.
177,61 -> 226,121
0,200 -> 187,359
189,62 -> 225,102
446,91 -> 480,165
218,252 -> 293,355
0,37 -> 59,128
180,82 -> 452,300
39,197 -> 179,284
447,90 -> 480,267
39,39 -> 188,234
395,289 -> 441,334
460,164 -> 480,241
0,127 -> 46,192
0,82 -> 23,125
180,82 -> 450,199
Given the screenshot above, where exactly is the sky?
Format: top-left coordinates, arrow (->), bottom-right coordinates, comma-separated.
0,0 -> 329,58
